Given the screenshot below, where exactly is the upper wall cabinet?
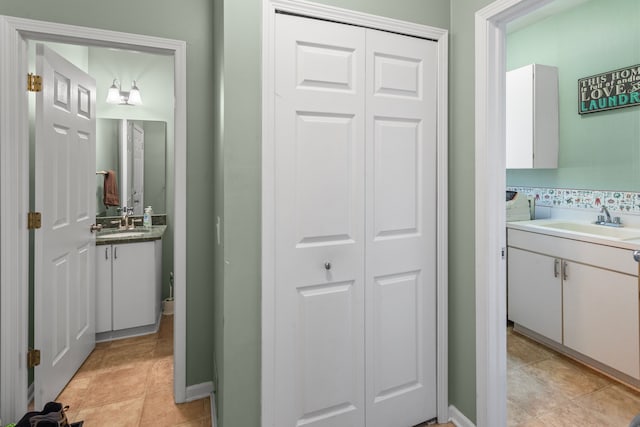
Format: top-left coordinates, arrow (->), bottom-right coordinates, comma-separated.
506,64 -> 559,169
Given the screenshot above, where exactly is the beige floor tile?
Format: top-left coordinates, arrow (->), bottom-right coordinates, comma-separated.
573,384 -> 640,426
109,333 -> 158,349
175,416 -> 212,427
83,362 -> 152,407
139,390 -> 208,426
507,331 -> 555,370
508,367 -> 572,421
519,356 -> 610,399
57,376 -> 91,415
532,402 -> 618,427
76,397 -> 144,427
154,337 -> 174,358
147,356 -> 174,394
100,340 -> 157,369
73,347 -> 110,380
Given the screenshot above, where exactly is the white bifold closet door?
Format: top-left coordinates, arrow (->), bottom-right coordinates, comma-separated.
274,12 -> 437,427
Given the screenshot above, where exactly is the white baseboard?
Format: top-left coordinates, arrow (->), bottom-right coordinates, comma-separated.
185,381 -> 214,402
210,392 -> 217,427
449,405 -> 476,427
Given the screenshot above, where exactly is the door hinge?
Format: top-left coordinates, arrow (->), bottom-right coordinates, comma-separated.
27,348 -> 41,368
27,73 -> 42,92
28,212 -> 42,230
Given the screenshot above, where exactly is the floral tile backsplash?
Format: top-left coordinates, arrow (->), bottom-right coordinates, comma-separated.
507,186 -> 640,214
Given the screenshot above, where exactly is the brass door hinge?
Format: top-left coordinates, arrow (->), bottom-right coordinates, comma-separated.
28,212 -> 42,230
27,348 -> 41,368
27,73 -> 42,92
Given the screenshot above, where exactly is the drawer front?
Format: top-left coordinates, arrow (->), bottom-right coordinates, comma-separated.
508,228 -> 638,276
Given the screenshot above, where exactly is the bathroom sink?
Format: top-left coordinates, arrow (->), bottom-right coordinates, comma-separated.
538,221 -> 640,240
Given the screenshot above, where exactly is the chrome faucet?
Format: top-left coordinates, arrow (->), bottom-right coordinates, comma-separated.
596,206 -> 622,227
120,206 -> 134,229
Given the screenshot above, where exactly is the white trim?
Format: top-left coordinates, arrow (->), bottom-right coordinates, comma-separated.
449,404 -> 477,427
210,392 -> 217,427
185,381 -> 214,402
474,1 -> 555,426
0,16 -> 188,422
261,1 -> 449,425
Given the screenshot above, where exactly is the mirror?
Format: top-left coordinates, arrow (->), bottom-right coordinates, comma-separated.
96,118 -> 166,216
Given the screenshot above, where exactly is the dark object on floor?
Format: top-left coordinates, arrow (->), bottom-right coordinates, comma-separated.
630,413 -> 640,427
70,422 -> 84,427
15,401 -> 69,427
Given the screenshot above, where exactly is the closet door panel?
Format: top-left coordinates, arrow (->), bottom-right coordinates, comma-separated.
365,28 -> 438,427
274,13 -> 366,427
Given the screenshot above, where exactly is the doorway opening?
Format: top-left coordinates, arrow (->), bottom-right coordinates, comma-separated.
0,16 -> 187,423
476,0 -> 640,425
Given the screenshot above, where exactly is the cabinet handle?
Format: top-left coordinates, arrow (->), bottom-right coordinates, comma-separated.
114,247 -> 118,260
553,258 -> 559,278
105,247 -> 109,260
563,261 -> 568,281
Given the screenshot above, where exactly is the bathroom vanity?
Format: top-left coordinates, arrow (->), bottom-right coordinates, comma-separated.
95,225 -> 166,341
507,219 -> 640,385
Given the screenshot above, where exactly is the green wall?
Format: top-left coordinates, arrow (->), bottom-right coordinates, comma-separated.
506,0 -> 640,191
449,0 -> 494,422
0,0 -> 216,388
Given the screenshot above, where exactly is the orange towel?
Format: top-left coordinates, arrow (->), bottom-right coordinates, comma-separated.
103,170 -> 120,207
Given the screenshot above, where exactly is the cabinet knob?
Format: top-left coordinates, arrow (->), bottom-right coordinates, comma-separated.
324,262 -> 331,271
633,250 -> 640,262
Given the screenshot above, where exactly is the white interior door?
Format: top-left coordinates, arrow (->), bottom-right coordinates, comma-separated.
274,13 -> 366,427
34,43 -> 96,407
364,29 -> 438,427
274,13 -> 438,427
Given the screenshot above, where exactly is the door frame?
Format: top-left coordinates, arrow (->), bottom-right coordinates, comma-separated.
0,16 -> 187,422
474,0 -> 555,425
261,1 -> 449,425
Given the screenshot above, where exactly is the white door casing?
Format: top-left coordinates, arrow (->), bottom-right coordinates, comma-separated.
475,1 -> 553,426
274,13 -> 367,426
34,43 -> 96,407
272,11 -> 440,427
365,29 -> 438,427
0,16 -> 187,422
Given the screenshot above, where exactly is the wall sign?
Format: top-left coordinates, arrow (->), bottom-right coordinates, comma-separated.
578,64 -> 640,114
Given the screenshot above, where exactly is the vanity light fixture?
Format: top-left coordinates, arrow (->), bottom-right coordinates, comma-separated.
106,79 -> 143,106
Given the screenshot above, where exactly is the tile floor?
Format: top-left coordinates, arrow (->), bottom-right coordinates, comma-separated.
508,325 -> 640,426
55,315 -> 212,427
56,316 -> 640,427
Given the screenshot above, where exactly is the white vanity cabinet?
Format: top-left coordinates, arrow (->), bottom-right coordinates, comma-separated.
563,262 -> 639,378
506,64 -> 559,169
507,247 -> 562,343
96,240 -> 162,335
507,227 -> 640,380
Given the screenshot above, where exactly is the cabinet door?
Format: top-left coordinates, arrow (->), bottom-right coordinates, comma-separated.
506,65 -> 534,168
563,261 -> 639,379
95,245 -> 112,333
112,242 -> 156,330
507,247 -> 562,343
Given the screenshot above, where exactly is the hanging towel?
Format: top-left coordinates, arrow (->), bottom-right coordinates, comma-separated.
103,170 -> 120,207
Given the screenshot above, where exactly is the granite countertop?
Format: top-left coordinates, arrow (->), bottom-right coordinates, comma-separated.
96,225 -> 167,246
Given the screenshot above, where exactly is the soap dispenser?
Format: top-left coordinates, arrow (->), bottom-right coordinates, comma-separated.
143,206 -> 153,228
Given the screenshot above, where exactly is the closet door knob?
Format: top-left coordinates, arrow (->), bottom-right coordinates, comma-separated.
324,262 -> 331,270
